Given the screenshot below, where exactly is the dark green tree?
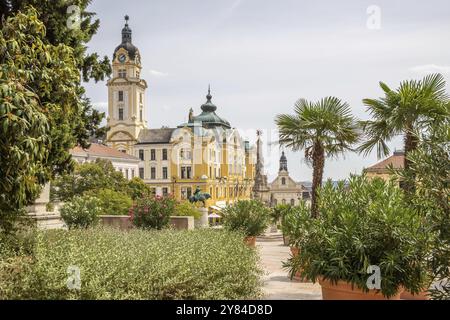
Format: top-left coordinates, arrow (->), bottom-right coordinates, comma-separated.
0,8 -> 81,233
51,159 -> 129,201
0,0 -> 111,152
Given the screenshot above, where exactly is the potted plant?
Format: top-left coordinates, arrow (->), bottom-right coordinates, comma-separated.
281,202 -> 311,281
222,200 -> 270,248
285,176 -> 430,300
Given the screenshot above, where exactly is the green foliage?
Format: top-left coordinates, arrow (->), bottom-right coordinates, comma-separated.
60,195 -> 101,230
175,201 -> 202,220
276,97 -> 360,217
1,1 -> 111,146
281,202 -> 311,248
285,175 -> 430,298
0,8 -> 83,231
51,159 -> 129,201
0,228 -> 263,300
131,196 -> 176,230
222,200 -> 270,237
84,189 -> 132,216
396,119 -> 450,300
359,74 -> 448,159
127,177 -> 151,200
271,204 -> 290,226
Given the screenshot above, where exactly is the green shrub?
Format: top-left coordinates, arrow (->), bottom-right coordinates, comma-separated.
84,189 -> 132,216
0,228 -> 263,300
127,177 -> 151,200
130,196 -> 176,230
281,202 -> 311,247
285,175 -> 430,298
174,201 -> 202,220
60,196 -> 102,230
222,200 -> 270,237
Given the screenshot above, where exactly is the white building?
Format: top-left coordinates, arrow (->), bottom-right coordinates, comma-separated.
70,143 -> 140,180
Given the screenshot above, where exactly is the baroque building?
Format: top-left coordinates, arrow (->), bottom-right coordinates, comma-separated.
252,133 -> 310,206
106,17 -> 255,210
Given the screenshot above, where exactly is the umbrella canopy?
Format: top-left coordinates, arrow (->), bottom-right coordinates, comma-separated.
208,213 -> 222,219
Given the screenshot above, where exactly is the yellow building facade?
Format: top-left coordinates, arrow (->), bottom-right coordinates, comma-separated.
106,17 -> 255,209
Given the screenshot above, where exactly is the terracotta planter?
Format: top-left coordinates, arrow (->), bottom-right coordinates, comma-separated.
244,236 -> 256,248
401,289 -> 430,300
290,247 -> 306,282
319,278 -> 402,300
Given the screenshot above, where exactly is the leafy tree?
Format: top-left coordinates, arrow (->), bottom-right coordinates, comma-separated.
174,201 -> 202,220
84,189 -> 133,216
127,177 -> 151,200
0,8 -> 81,233
51,159 -> 129,201
276,97 -> 359,217
359,74 -> 449,193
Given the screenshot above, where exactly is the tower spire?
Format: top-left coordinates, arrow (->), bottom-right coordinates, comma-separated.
122,14 -> 132,43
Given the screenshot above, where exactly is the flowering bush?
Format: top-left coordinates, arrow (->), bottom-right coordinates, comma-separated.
60,196 -> 102,230
0,228 -> 263,300
130,196 -> 176,230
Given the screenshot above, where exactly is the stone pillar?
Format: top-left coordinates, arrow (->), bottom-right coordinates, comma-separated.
195,207 -> 209,228
27,183 -> 65,230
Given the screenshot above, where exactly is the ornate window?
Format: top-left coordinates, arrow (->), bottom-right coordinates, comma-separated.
118,91 -> 124,102
118,108 -> 124,121
282,178 -> 286,185
119,69 -> 126,78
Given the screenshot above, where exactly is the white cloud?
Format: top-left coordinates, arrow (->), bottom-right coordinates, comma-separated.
149,69 -> 169,77
93,102 -> 108,113
410,64 -> 450,75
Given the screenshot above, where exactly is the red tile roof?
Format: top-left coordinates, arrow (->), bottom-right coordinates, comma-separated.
70,143 -> 139,161
366,152 -> 405,173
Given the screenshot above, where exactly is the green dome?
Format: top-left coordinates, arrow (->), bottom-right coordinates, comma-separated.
179,87 -> 231,129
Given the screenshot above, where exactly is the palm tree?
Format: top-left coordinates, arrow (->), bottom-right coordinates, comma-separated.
359,73 -> 449,193
276,97 -> 360,218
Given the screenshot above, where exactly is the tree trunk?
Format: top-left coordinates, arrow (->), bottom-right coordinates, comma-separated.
403,126 -> 419,194
311,143 -> 325,218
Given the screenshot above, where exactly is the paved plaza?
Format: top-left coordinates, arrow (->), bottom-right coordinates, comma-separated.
257,232 -> 322,300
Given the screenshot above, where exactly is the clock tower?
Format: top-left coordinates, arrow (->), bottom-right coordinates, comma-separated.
106,15 -> 148,152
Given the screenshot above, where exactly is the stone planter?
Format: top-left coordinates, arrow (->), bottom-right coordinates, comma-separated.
170,216 -> 195,231
244,236 -> 256,248
319,278 -> 402,300
99,215 -> 132,230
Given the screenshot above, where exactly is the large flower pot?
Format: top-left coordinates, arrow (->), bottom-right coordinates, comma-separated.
290,247 -> 306,282
401,289 -> 430,300
319,278 -> 402,300
244,236 -> 256,248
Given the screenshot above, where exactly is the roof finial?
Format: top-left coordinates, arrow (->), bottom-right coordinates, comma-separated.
206,84 -> 212,101
125,15 -> 129,25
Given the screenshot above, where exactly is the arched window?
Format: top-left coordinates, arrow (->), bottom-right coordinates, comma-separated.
273,199 -> 278,206
282,199 -> 286,205
291,199 -> 295,206
282,178 -> 286,185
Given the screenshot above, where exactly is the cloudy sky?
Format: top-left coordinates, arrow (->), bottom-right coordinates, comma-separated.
84,0 -> 450,182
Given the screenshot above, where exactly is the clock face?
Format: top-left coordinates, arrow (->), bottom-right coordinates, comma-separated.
118,54 -> 126,63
